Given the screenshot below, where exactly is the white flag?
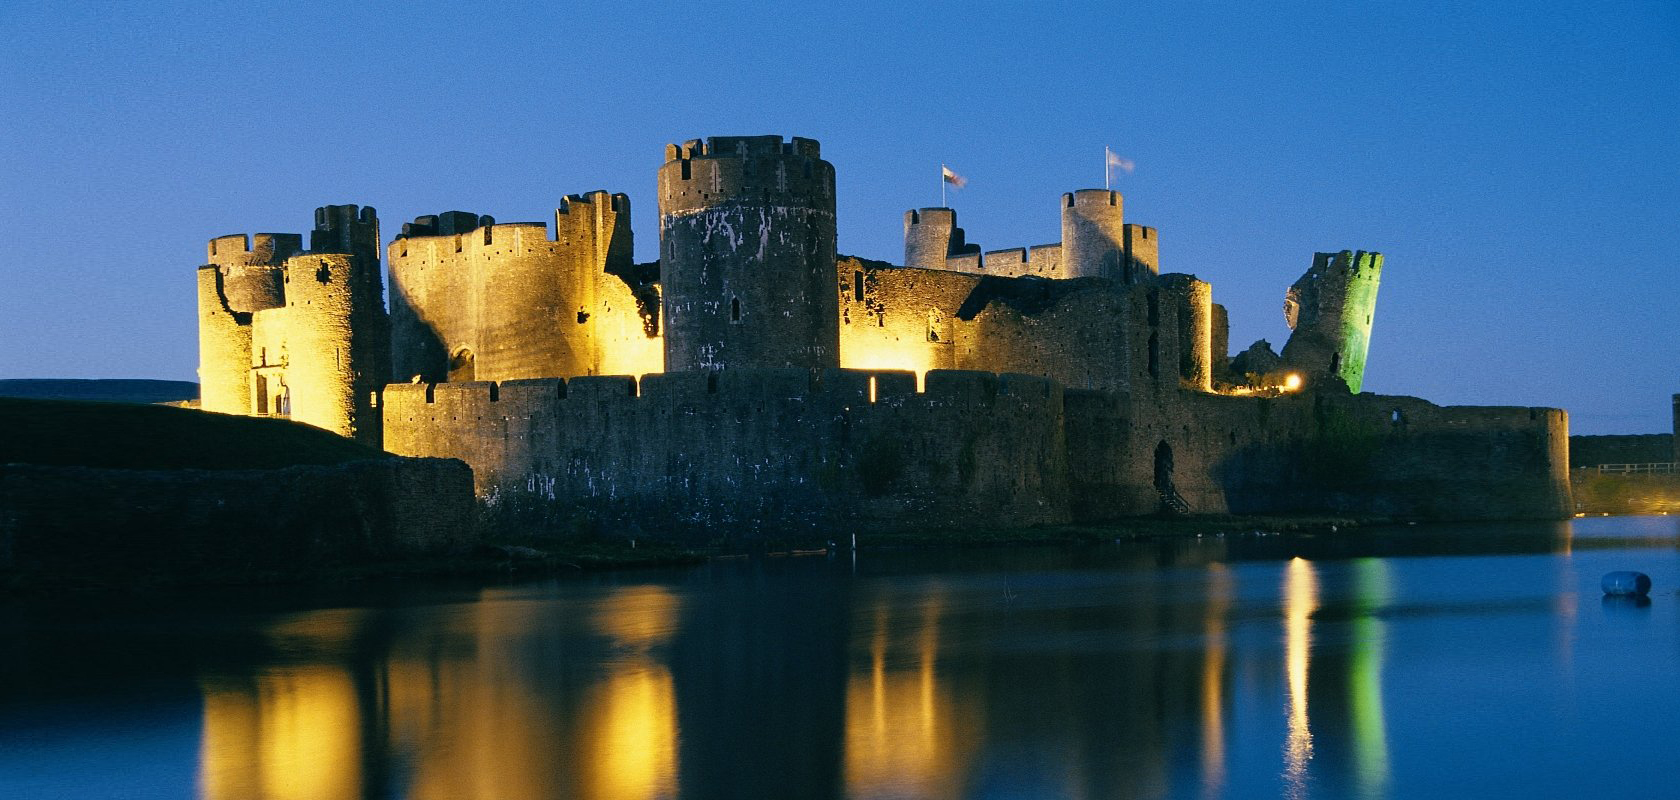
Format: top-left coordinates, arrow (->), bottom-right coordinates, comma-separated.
1106,150 -> 1135,173
941,165 -> 967,188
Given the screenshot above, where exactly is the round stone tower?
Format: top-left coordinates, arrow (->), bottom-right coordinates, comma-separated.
658,135 -> 838,371
1060,188 -> 1125,279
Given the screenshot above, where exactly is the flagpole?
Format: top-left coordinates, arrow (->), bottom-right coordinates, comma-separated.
941,163 -> 947,207
1104,147 -> 1110,190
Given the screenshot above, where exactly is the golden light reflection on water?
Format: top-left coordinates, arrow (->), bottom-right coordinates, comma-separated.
198,585 -> 682,800
844,587 -> 978,799
1201,563 -> 1233,799
1283,557 -> 1318,797
198,667 -> 362,800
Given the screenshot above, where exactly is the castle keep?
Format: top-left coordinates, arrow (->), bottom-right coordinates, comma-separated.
197,135 -> 1572,532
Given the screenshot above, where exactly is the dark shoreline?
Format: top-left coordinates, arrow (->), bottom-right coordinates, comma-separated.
5,514 -> 1377,594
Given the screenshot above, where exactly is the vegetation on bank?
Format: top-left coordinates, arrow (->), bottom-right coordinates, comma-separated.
0,396 -> 387,470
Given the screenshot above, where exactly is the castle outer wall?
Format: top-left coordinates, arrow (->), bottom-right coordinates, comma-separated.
382,368 -> 1571,535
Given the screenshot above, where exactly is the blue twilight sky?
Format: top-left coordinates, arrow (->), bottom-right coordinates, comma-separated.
1,1 -> 1675,433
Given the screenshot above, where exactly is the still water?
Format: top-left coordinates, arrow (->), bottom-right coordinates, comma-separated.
2,517 -> 1678,799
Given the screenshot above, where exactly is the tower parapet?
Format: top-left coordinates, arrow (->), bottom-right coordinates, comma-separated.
658,134 -> 838,370
1281,250 -> 1383,392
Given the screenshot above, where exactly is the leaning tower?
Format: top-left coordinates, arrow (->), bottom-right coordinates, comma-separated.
657,135 -> 839,371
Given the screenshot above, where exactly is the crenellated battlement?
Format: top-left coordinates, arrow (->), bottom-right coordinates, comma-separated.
658,134 -> 835,216
206,233 -> 304,265
384,367 -> 1063,415
556,190 -> 630,216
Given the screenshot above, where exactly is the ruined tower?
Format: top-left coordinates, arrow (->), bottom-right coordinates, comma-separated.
1280,250 -> 1383,393
658,135 -> 838,370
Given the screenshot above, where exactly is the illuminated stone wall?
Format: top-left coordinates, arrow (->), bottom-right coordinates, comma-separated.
386,192 -> 660,385
836,258 -> 1209,395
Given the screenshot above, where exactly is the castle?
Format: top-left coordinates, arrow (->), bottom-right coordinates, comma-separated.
197,135 -> 1572,533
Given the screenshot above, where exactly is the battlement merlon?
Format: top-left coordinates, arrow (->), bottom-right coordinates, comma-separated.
206,233 -> 303,265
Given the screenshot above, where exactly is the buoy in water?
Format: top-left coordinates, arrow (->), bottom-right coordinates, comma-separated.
1602,571 -> 1652,597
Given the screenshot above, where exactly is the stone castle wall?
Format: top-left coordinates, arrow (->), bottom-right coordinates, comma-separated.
382,368 -> 1069,535
836,257 -> 1211,394
1067,390 -> 1570,520
380,366 -> 1569,534
386,192 -> 660,385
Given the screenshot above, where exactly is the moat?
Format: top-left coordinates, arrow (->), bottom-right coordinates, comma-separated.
3,516 -> 1677,799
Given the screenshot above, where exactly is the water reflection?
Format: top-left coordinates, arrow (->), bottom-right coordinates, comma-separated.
1200,563 -> 1232,799
8,517 -> 1676,799
1283,557 -> 1318,798
1348,559 -> 1391,799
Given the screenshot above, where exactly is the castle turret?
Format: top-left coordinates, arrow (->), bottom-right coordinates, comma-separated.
1281,250 -> 1383,393
282,205 -> 389,445
1061,189 -> 1125,279
1123,224 -> 1158,283
198,232 -> 305,414
904,207 -> 980,271
658,135 -> 838,370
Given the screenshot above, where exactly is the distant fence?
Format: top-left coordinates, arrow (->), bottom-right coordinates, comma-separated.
1593,462 -> 1677,475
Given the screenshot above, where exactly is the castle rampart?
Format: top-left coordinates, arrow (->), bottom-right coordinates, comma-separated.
383,366 -> 1568,533
383,366 -> 1069,534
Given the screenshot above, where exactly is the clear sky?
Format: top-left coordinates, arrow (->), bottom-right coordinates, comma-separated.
2,0 -> 1675,433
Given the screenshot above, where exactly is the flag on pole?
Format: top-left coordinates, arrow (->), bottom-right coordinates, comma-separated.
1105,148 -> 1135,174
941,165 -> 967,188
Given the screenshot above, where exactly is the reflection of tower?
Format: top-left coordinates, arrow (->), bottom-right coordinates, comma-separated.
669,559 -> 850,796
1283,557 -> 1318,797
1347,558 -> 1392,797
1200,563 -> 1234,799
658,135 -> 839,370
198,668 -> 364,800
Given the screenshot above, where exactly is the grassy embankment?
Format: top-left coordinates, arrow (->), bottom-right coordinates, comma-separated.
0,396 -> 384,470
